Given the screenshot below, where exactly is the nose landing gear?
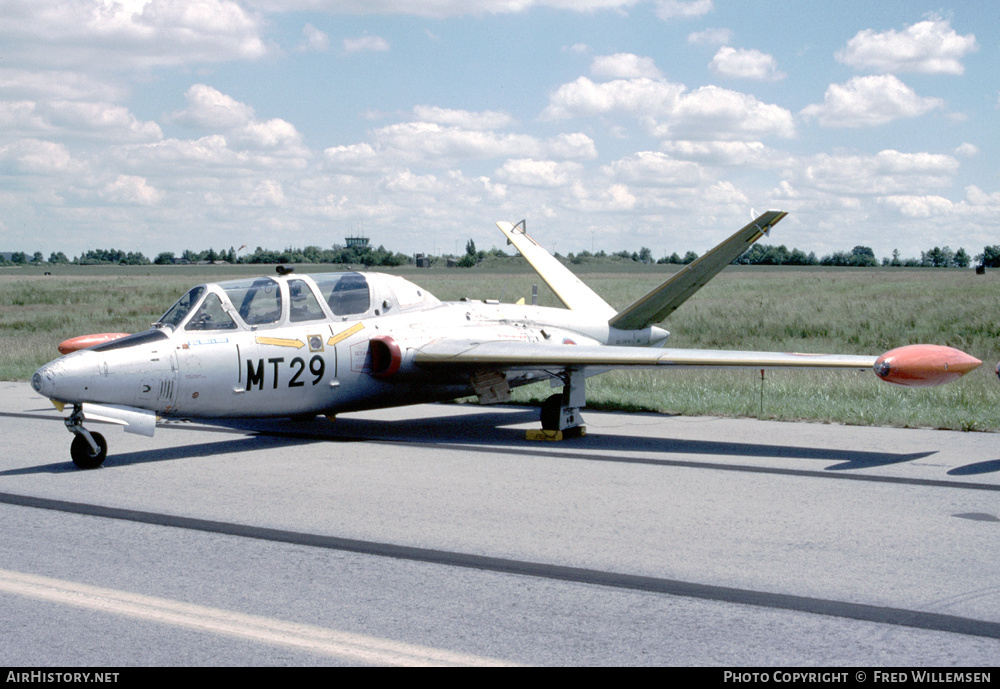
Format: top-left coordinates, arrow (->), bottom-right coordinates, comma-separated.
66,405 -> 108,469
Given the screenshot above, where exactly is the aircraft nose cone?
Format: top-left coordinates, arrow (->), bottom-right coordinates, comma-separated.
32,353 -> 98,403
32,364 -> 55,398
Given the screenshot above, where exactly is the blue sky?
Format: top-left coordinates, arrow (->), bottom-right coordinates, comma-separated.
1,1 -> 997,261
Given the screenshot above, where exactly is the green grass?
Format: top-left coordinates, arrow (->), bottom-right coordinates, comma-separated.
3,263 -> 998,430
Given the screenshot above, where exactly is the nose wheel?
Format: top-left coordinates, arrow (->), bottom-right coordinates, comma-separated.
70,432 -> 107,469
66,404 -> 108,469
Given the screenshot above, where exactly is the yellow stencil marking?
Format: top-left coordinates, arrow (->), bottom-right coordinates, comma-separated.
327,322 -> 364,347
255,336 -> 305,349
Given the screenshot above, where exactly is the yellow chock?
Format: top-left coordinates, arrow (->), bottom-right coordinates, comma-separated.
526,426 -> 586,441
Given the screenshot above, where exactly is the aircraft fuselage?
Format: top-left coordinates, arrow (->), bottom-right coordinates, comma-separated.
32,271 -> 667,420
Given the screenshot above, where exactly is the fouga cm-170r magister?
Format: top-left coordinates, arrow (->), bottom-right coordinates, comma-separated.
32,211 -> 982,469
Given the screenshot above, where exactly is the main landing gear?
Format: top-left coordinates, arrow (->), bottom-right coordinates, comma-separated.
66,404 -> 107,469
530,368 -> 587,440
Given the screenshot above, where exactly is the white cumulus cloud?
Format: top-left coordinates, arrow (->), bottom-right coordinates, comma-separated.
687,28 -> 731,46
591,53 -> 662,80
800,75 -> 944,128
709,47 -> 785,81
412,105 -> 514,130
795,149 -> 958,195
170,84 -> 256,130
603,151 -> 705,187
245,1 -> 641,18
495,158 -> 583,187
836,18 -> 977,75
102,174 -> 164,205
541,76 -> 685,120
654,0 -> 713,19
660,85 -> 795,140
2,0 -> 270,69
543,73 -> 793,141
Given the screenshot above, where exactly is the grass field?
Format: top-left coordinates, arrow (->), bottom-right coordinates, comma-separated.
3,261 -> 998,431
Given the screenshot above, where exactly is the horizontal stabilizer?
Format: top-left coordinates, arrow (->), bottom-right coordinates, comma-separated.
610,211 -> 787,331
497,220 -> 616,319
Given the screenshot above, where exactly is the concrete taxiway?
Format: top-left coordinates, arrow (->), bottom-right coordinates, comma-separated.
1,380 -> 998,666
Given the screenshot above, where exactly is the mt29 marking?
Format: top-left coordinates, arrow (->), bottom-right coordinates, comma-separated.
246,355 -> 325,391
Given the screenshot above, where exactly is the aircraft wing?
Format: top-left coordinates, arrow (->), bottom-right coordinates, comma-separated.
413,340 -> 980,387
609,211 -> 787,331
414,340 -> 876,371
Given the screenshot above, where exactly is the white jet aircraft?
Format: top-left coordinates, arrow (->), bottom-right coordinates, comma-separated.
32,211 -> 982,468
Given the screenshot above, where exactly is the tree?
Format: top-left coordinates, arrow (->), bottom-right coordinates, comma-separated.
921,246 -> 954,267
978,246 -> 1000,268
457,238 -> 479,267
850,246 -> 876,266
787,248 -> 816,266
821,246 -> 877,267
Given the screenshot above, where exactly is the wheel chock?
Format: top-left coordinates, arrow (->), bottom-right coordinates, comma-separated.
526,426 -> 586,441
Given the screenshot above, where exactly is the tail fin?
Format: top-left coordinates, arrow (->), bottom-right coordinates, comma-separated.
609,211 -> 787,331
497,220 -> 616,319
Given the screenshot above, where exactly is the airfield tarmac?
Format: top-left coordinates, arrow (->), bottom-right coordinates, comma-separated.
0,380 -> 998,666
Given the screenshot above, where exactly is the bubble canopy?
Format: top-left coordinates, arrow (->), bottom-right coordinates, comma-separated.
155,272 -> 439,332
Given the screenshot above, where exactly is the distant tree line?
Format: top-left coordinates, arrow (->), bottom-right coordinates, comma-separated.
0,244 -> 411,268
567,247 -> 700,265
2,240 -> 998,269
735,244 -> 975,268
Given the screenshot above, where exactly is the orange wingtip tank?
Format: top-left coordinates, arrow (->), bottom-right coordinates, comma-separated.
874,344 -> 981,387
58,333 -> 130,355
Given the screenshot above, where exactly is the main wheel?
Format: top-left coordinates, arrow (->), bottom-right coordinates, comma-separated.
540,393 -> 563,431
71,432 -> 107,469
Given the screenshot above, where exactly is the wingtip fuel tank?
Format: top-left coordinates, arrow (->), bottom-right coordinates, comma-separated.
58,333 -> 130,355
874,344 -> 982,387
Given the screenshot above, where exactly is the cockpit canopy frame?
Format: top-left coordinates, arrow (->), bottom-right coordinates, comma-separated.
156,271 -> 439,333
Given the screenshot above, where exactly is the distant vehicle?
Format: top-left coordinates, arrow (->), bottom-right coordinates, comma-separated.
32,211 -> 981,468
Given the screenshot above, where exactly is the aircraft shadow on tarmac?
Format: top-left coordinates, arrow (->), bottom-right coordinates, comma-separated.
11,405 -> 999,476
0,434 -> 327,475
158,406 -> 943,473
947,459 -> 1000,476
